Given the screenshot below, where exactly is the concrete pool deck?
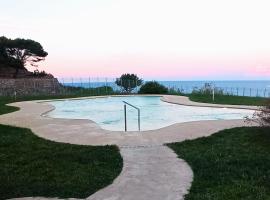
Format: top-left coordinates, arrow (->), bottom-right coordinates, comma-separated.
0,95 -> 257,200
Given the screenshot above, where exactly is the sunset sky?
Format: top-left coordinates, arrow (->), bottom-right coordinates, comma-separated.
1,0 -> 270,80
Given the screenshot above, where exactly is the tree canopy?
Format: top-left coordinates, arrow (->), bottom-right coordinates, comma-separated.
139,81 -> 168,94
0,36 -> 48,76
115,74 -> 143,93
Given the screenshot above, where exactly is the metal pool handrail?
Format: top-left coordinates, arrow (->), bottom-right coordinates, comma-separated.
122,101 -> 141,132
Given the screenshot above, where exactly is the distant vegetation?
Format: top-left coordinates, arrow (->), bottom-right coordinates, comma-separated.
192,82 -> 223,95
139,81 -> 168,94
32,70 -> 52,78
115,73 -> 142,93
0,36 -> 48,77
188,82 -> 268,106
189,94 -> 267,106
60,85 -> 114,96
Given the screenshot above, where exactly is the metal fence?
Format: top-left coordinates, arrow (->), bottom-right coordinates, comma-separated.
58,78 -> 269,96
167,85 -> 270,97
59,78 -> 270,97
59,77 -> 140,93
0,77 -> 269,98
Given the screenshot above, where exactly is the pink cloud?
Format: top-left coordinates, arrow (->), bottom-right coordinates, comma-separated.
36,54 -> 269,80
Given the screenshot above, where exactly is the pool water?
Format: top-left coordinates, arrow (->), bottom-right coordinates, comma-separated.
47,96 -> 254,131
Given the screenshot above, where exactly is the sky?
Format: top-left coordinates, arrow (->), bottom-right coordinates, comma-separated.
1,0 -> 270,80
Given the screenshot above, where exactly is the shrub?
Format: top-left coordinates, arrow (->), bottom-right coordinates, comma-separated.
31,70 -> 53,78
139,81 -> 168,94
192,82 -> 224,95
246,99 -> 270,126
168,88 -> 185,95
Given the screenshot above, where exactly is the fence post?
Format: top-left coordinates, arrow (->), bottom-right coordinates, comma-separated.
212,87 -> 215,102
88,76 -> 92,96
62,78 -> 65,95
105,77 -> 108,95
80,78 -> 82,95
53,78 -> 56,95
70,77 -> 73,95
128,79 -> 131,94
136,79 -> 138,93
97,77 -> 99,95
120,78 -> 123,93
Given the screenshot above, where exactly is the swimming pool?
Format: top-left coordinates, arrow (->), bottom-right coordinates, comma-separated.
46,96 -> 254,131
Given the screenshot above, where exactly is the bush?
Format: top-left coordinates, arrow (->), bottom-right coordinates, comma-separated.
246,98 -> 270,126
192,82 -> 224,95
139,81 -> 168,94
168,88 -> 184,95
61,85 -> 114,95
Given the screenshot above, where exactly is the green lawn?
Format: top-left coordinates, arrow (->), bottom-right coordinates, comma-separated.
0,124 -> 123,199
189,94 -> 267,106
168,127 -> 270,200
0,99 -> 19,115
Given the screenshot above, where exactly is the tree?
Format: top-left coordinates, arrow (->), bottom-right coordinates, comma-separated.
115,74 -> 143,93
139,81 -> 168,94
0,36 -> 48,77
0,36 -> 16,67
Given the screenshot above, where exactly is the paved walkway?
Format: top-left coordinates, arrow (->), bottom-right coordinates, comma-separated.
88,146 -> 192,200
1,95 -> 257,200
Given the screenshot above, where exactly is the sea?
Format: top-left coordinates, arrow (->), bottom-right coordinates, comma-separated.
62,80 -> 270,97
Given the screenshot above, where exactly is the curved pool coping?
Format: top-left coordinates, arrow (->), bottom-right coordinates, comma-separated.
0,94 -> 257,146
40,95 -> 257,133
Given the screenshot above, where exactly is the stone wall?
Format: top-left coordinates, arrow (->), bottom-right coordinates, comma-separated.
0,78 -> 61,96
0,65 -> 32,78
